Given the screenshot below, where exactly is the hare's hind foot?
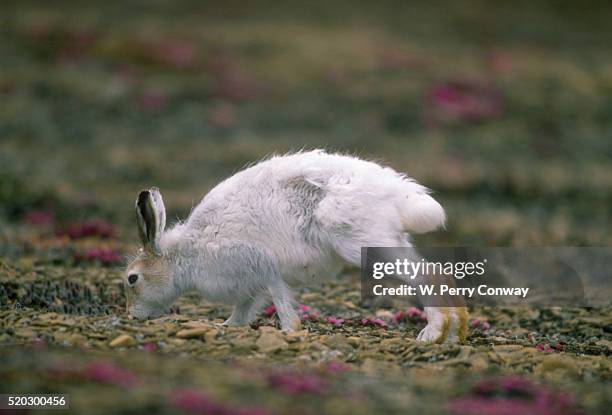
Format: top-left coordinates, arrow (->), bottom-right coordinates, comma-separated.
417,307 -> 468,344
446,306 -> 469,343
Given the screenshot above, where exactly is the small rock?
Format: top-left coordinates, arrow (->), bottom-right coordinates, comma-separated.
61,318 -> 77,327
300,293 -> 320,301
469,354 -> 489,371
375,309 -> 394,319
169,338 -> 187,346
256,332 -> 288,353
232,335 -> 255,349
204,329 -> 218,343
324,334 -> 349,349
15,328 -> 36,339
176,328 -> 209,339
489,336 -> 508,344
259,326 -> 281,334
456,345 -> 473,359
38,312 -> 59,321
180,321 -> 211,329
286,329 -> 309,342
172,315 -> 191,322
65,333 -> 87,346
109,334 -> 136,348
346,336 -> 361,347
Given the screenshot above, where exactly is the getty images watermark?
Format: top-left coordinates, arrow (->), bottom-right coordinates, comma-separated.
370,256 -> 528,298
360,247 -> 612,307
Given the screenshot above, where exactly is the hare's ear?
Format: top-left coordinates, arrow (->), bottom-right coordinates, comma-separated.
135,187 -> 166,255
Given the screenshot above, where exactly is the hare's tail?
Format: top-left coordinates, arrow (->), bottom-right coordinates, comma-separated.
396,189 -> 446,234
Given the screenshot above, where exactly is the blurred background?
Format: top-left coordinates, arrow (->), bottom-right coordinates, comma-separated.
1,0 -> 611,248
2,3 -> 612,414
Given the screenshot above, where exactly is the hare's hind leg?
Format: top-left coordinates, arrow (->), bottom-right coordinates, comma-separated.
331,236 -> 467,344
419,271 -> 469,343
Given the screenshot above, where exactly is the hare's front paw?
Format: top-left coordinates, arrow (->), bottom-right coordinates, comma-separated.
223,297 -> 264,327
417,307 -> 468,344
222,316 -> 239,327
278,314 -> 301,332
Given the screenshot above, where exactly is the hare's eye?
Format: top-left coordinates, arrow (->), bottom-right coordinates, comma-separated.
127,274 -> 139,286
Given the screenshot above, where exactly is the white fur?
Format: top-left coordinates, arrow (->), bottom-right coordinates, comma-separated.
128,150 -> 457,341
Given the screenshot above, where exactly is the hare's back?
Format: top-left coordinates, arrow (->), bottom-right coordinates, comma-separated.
187,150 -> 423,242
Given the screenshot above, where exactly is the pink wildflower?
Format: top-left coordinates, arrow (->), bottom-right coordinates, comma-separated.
326,361 -> 350,373
155,40 -> 196,69
449,376 -> 580,415
393,307 -> 427,324
267,372 -> 327,395
23,210 -> 54,226
262,304 -> 276,317
536,343 -> 555,353
361,317 -> 386,327
83,362 -> 138,388
57,219 -> 115,239
470,319 -> 491,331
326,316 -> 345,327
170,389 -> 273,415
427,80 -> 503,123
407,307 -> 426,319
301,311 -> 320,320
142,342 -> 157,352
298,304 -> 320,320
74,247 -> 122,266
169,390 -> 222,414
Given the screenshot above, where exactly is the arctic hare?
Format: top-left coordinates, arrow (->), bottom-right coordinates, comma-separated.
125,150 -> 468,343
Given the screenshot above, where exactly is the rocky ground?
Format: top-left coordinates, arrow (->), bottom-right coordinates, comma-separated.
1,245 -> 611,414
